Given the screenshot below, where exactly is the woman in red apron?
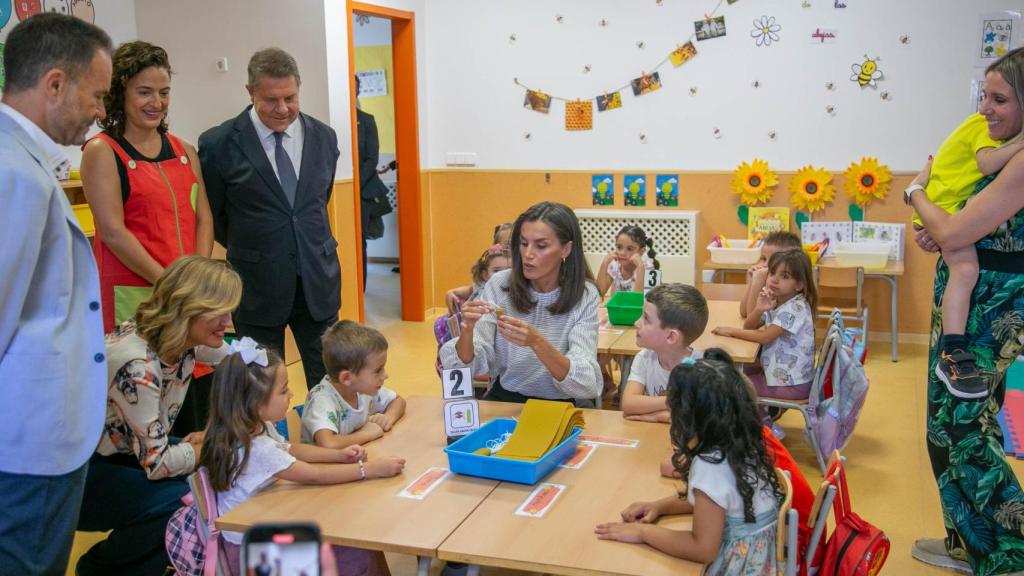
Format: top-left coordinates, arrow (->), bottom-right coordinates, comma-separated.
81,41 -> 213,333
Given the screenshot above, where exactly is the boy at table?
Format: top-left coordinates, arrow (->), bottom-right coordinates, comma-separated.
620,284 -> 708,422
301,320 -> 407,448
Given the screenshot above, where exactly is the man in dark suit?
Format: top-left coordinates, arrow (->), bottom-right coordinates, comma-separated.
199,48 -> 340,390
355,74 -> 391,291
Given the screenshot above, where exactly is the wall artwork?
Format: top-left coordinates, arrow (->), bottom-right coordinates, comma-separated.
623,175 -> 646,206
596,91 -> 622,112
850,55 -> 883,88
592,174 -> 614,206
977,12 -> 1021,67
565,99 -> 593,131
669,41 -> 697,67
630,72 -> 661,96
523,89 -> 552,113
655,175 -> 679,206
750,15 -> 780,47
695,16 -> 727,41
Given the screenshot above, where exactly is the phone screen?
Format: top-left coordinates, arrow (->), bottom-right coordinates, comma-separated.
243,523 -> 320,576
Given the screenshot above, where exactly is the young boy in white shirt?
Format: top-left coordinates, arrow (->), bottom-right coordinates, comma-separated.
301,320 -> 407,448
620,284 -> 709,422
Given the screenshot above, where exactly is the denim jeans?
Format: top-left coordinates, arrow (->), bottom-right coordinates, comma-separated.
76,451 -> 188,576
0,461 -> 88,576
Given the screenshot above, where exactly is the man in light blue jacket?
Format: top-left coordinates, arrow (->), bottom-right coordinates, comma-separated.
0,13 -> 112,576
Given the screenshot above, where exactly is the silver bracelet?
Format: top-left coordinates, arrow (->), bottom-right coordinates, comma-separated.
358,459 -> 366,480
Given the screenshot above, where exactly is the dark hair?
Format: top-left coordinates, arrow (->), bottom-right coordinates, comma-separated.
667,348 -> 784,523
201,349 -> 284,492
248,47 -> 300,87
763,231 -> 802,250
645,284 -> 708,346
99,41 -> 172,138
471,244 -> 510,286
506,202 -> 594,315
2,12 -> 112,93
767,249 -> 818,311
616,225 -> 660,270
322,320 -> 389,381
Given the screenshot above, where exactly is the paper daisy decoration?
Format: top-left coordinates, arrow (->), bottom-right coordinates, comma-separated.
843,157 -> 892,206
751,15 -> 781,47
732,159 -> 778,206
789,165 -> 835,213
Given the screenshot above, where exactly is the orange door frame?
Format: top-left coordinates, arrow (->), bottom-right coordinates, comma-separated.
347,1 -> 425,322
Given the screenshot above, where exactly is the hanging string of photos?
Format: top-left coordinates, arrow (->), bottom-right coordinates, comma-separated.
517,0 -> 728,131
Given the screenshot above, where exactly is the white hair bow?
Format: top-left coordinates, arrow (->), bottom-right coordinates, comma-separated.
229,336 -> 269,367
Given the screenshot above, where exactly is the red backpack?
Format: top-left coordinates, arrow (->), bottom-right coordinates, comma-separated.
820,456 -> 889,575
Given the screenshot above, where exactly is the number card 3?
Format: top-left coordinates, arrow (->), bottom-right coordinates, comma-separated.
644,269 -> 662,292
442,367 -> 473,400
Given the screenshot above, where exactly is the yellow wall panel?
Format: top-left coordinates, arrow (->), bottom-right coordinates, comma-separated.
354,45 -> 396,155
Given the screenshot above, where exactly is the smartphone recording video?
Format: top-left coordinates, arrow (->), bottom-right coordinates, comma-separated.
243,523 -> 321,576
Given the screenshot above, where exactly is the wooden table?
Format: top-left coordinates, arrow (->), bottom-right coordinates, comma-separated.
216,396 -> 520,576
705,258 -> 905,361
438,406 -> 700,576
606,299 -> 760,395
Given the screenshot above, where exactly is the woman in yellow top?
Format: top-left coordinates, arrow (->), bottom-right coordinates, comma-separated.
82,41 -> 213,332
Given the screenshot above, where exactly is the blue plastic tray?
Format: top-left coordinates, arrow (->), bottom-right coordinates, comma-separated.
443,418 -> 581,484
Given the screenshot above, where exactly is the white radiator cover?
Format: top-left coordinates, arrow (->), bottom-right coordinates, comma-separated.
574,209 -> 699,286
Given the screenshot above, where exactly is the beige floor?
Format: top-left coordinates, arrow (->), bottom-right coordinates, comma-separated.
67,264 -> 1024,574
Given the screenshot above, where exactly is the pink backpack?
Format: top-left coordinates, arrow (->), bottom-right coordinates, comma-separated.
165,467 -> 230,576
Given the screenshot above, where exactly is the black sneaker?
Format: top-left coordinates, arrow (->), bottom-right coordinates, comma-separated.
935,349 -> 988,399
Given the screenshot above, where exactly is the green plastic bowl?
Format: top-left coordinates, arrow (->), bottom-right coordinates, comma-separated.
606,291 -> 645,326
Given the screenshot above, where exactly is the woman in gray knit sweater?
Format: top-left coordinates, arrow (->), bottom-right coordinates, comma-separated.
440,202 -> 602,405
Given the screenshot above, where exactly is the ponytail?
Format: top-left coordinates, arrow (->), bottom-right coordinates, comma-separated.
645,237 -> 660,270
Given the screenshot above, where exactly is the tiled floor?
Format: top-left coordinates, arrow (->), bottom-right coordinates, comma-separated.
67,264 -> 1024,575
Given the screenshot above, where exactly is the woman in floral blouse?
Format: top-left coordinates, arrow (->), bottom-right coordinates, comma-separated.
75,255 -> 241,576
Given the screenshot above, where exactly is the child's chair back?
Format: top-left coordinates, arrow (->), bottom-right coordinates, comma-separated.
776,468 -> 800,576
165,467 -> 229,576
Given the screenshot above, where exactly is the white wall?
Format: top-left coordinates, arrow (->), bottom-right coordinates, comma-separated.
0,0 -> 138,165
423,0 -> 1021,171
133,0 -> 331,166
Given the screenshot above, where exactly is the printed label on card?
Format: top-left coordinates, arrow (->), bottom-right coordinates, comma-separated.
398,467 -> 451,500
515,483 -> 566,518
444,399 -> 481,437
644,269 -> 662,291
578,434 -> 639,448
559,442 -> 598,469
442,367 -> 473,400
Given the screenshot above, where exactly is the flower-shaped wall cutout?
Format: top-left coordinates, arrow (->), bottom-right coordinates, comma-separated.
789,165 -> 835,213
732,159 -> 778,206
843,157 -> 892,206
751,15 -> 781,47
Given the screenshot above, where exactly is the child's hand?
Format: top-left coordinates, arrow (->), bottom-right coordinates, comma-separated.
755,287 -> 776,311
595,522 -> 646,544
620,500 -> 661,523
497,316 -> 542,348
751,266 -> 768,286
602,251 -> 617,266
365,456 -> 406,478
368,413 -> 394,432
361,421 -> 385,441
712,326 -> 736,338
628,253 -> 644,268
625,413 -> 663,423
337,445 -> 366,464
459,300 -> 493,332
182,430 -> 205,446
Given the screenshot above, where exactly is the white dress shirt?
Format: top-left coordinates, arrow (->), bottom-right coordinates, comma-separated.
249,106 -> 303,182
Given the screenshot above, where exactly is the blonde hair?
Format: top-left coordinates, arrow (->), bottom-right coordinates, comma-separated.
135,256 -> 242,359
987,46 -> 1024,147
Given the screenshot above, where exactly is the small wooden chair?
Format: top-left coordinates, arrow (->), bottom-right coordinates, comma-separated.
815,266 -> 869,333
701,282 -> 749,301
776,468 -> 799,576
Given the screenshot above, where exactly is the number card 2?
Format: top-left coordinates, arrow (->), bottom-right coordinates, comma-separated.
644,269 -> 662,291
442,367 -> 473,400
444,399 -> 481,437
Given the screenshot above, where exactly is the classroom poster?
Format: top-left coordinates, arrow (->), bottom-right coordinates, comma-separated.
853,221 -> 905,260
655,175 -> 679,206
623,175 -> 646,206
800,221 -> 851,256
747,207 -> 789,239
592,174 -> 614,206
977,12 -> 1021,67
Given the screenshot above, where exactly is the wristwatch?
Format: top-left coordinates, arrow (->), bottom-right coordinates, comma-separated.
904,184 -> 925,206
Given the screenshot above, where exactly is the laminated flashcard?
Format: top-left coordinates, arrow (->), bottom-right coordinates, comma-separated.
515,483 -> 566,517
669,42 -> 698,67
596,91 -> 622,112
398,467 -> 451,500
623,175 -> 646,207
523,89 -> 552,114
565,100 -> 593,131
656,175 -> 679,207
559,442 -> 598,470
800,221 -> 852,256
630,72 -> 661,96
695,16 -> 727,41
578,434 -> 639,448
592,174 -> 614,206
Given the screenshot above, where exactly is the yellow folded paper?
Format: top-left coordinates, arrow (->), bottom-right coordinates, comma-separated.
496,399 -> 585,462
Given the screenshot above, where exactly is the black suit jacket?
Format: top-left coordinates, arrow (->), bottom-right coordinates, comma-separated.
356,109 -> 388,202
199,108 -> 341,326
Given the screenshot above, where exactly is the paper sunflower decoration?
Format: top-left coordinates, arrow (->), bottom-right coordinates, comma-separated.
843,157 -> 892,206
789,165 -> 835,213
731,159 -> 778,206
